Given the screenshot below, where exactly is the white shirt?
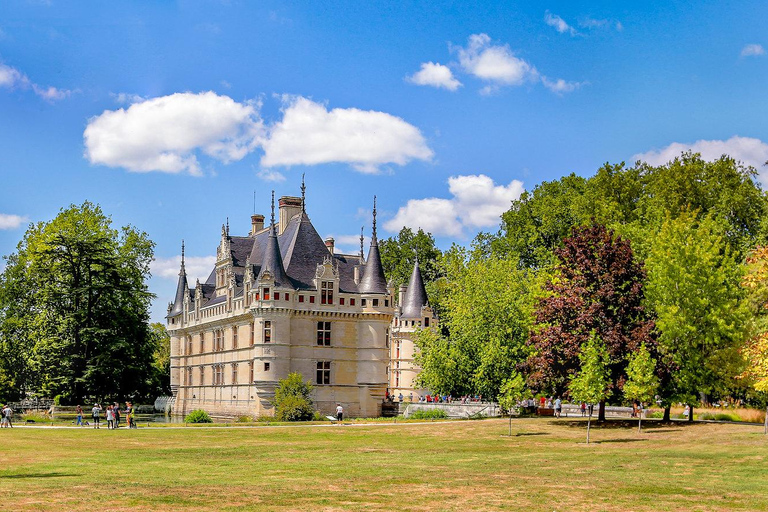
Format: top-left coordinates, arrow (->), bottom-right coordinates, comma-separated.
336,405 -> 343,414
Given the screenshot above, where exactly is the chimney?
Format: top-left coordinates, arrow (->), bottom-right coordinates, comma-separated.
278,196 -> 302,235
250,214 -> 265,235
398,284 -> 407,306
325,237 -> 335,255
354,266 -> 361,285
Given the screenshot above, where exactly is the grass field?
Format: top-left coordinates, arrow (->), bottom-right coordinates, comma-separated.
1,418 -> 767,511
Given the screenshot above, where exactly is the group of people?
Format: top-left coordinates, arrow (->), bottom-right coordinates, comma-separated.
386,391 -> 486,404
1,404 -> 13,428
77,402 -> 136,429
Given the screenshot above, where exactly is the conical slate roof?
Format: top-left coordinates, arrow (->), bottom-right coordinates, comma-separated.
257,193 -> 289,287
359,196 -> 388,294
400,259 -> 428,319
168,242 -> 188,317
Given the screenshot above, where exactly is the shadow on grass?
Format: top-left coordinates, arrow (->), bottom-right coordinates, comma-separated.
595,438 -> 648,444
550,419 -> 705,430
515,432 -> 549,437
1,472 -> 80,479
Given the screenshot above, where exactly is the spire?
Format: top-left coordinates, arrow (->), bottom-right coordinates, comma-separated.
359,226 -> 364,261
301,173 -> 306,213
179,239 -> 186,276
226,217 -> 230,236
258,190 -> 289,287
400,258 -> 428,319
168,240 -> 189,317
359,196 -> 388,294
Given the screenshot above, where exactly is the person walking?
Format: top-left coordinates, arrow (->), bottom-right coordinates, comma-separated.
106,405 -> 114,429
113,403 -> 121,429
126,402 -> 136,429
1,404 -> 12,428
335,403 -> 343,423
555,397 -> 562,418
76,405 -> 83,427
580,402 -> 586,417
91,403 -> 102,429
0,405 -> 7,428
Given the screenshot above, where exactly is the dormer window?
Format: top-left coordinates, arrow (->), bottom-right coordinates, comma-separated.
321,281 -> 334,305
424,317 -> 430,328
263,287 -> 270,300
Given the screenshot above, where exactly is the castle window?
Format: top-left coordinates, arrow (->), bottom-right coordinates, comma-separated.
385,328 -> 390,349
321,281 -> 334,305
250,322 -> 255,346
249,362 -> 254,383
186,369 -> 192,386
263,321 -> 272,343
200,366 -> 205,386
395,371 -> 400,387
424,317 -> 430,328
214,329 -> 224,351
299,295 -> 304,303
231,363 -> 238,385
255,292 -> 260,300
340,297 -> 345,305
372,299 -> 379,307
232,326 -> 238,349
263,288 -> 270,300
186,335 -> 193,355
317,321 -> 331,346
316,361 -> 331,385
396,341 -> 400,359
361,299 -> 367,307
385,299 -> 389,307
350,298 -> 356,306
264,362 -> 270,372
214,365 -> 224,386
274,292 -> 280,301
200,333 -> 205,354
310,295 -> 315,304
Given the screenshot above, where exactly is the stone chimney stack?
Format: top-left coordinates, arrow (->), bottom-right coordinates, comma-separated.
398,284 -> 408,307
325,237 -> 335,255
250,214 -> 265,235
278,196 -> 302,235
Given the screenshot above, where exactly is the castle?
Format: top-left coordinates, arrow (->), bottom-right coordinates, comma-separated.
167,184 -> 437,418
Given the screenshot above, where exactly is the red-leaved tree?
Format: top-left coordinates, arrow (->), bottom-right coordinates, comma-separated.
526,223 -> 657,420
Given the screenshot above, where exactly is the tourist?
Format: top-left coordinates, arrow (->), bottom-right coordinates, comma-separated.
683,404 -> 690,419
106,405 -> 114,429
76,405 -> 83,426
335,403 -> 343,422
0,404 -> 7,428
113,403 -> 121,429
580,402 -> 586,417
91,403 -> 101,429
408,392 -> 413,402
1,404 -> 12,428
555,397 -> 562,418
126,402 -> 135,429
398,393 -> 403,403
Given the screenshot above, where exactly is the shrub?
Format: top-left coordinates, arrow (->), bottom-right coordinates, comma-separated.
184,410 -> 213,423
410,408 -> 448,420
236,415 -> 253,423
699,412 -> 740,422
313,411 -> 329,421
272,372 -> 315,422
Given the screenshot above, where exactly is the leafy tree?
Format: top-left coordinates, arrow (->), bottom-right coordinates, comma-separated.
645,211 -> 748,421
740,246 -> 768,434
569,333 -> 611,444
623,343 -> 660,433
149,322 -> 171,396
272,372 -> 314,421
414,255 -> 536,399
527,223 -> 655,420
379,227 -> 442,301
0,202 -> 156,403
497,372 -> 528,436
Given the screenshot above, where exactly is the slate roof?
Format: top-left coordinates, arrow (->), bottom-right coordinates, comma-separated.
400,259 -> 428,319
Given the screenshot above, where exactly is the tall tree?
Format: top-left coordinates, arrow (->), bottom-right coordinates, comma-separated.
740,246 -> 768,434
645,211 -> 748,421
0,202 -> 156,403
379,227 -> 442,299
569,333 -> 611,444
527,223 -> 655,419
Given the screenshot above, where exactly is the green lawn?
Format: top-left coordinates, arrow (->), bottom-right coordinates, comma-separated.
1,418 -> 767,511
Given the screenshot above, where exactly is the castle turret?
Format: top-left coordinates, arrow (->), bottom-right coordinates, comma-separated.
167,240 -> 188,318
400,258 -> 428,319
258,191 -> 289,287
359,196 -> 388,294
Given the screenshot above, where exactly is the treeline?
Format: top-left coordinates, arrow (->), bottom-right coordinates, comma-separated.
381,153 -> 768,417
0,202 -> 170,404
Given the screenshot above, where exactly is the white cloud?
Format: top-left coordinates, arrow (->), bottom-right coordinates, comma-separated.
632,136 -> 768,184
256,168 -> 286,182
545,11 -> 577,36
542,77 -> 586,94
741,44 -> 765,57
151,255 -> 216,284
84,91 -> 265,176
328,234 -> 370,256
111,92 -> 146,105
579,17 -> 608,29
260,96 -> 433,173
455,34 -> 539,89
0,62 -> 72,101
384,174 -> 524,237
0,213 -> 29,230
406,62 -> 462,91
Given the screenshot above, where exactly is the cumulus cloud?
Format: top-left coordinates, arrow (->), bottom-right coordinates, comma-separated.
384,174 -> 524,237
84,91 -> 265,176
542,77 -> 586,94
151,255 -> 217,284
455,33 -> 538,89
0,62 -> 72,101
545,11 -> 578,36
256,168 -> 286,182
741,44 -> 765,57
406,62 -> 462,91
110,92 -> 146,105
633,136 -> 768,184
260,96 -> 433,174
0,213 -> 29,230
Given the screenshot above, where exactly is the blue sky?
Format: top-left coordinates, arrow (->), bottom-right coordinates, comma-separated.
1,0 -> 767,322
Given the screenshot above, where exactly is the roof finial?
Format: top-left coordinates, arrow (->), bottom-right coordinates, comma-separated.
372,195 -> 378,240
301,173 -> 306,213
359,226 -> 364,259
180,239 -> 186,274
271,190 -> 276,227
226,217 -> 230,236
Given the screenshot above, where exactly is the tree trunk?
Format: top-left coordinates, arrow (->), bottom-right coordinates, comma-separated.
688,404 -> 694,422
638,403 -> 643,433
663,405 -> 671,423
509,414 -> 512,437
598,400 -> 606,422
586,412 -> 592,444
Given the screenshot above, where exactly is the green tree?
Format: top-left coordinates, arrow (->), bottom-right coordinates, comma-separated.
379,227 -> 442,301
497,372 -> 528,436
0,202 -> 156,403
149,322 -> 171,396
569,333 -> 611,444
623,343 -> 660,433
645,211 -> 749,421
272,372 -> 315,421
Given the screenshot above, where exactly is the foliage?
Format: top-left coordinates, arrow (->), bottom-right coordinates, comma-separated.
379,227 -> 443,301
414,255 -> 537,399
623,343 -> 660,405
0,202 -> 157,403
184,409 -> 213,423
148,323 -> 171,396
645,211 -> 749,405
410,408 -> 448,420
568,333 -> 611,406
741,246 -> 768,394
272,372 -> 314,421
527,222 -> 655,398
497,372 -> 528,414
